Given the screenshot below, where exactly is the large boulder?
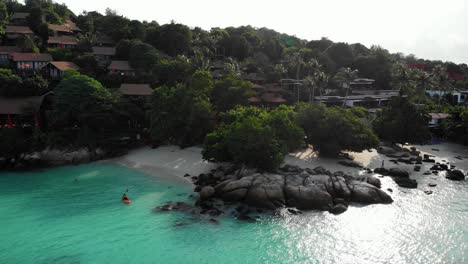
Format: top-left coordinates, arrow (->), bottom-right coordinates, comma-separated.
348,181 -> 393,204
446,170 -> 466,181
377,146 -> 397,155
285,185 -> 333,210
388,168 -> 410,178
244,174 -> 285,209
200,186 -> 215,200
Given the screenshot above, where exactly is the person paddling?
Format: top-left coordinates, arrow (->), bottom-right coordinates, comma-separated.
122,193 -> 129,201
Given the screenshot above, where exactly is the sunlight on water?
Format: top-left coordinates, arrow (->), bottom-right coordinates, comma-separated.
0,162 -> 466,264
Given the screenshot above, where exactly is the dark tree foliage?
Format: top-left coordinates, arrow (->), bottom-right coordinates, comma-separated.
203,106 -> 304,171
373,97 -> 431,144
150,83 -> 213,147
53,71 -> 116,146
150,22 -> 192,56
443,106 -> 468,145
296,103 -> 379,156
211,75 -> 253,112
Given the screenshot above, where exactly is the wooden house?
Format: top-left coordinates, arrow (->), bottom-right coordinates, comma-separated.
11,53 -> 52,72
43,61 -> 80,79
47,36 -> 78,49
108,60 -> 135,76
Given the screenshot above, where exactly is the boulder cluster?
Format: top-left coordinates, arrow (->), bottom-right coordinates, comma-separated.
187,164 -> 393,215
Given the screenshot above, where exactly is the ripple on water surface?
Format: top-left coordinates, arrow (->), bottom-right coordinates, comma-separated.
0,162 -> 467,264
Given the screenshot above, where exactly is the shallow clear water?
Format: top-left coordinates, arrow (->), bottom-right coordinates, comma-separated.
0,160 -> 467,264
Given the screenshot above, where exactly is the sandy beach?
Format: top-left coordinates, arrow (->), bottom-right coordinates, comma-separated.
113,143 -> 468,185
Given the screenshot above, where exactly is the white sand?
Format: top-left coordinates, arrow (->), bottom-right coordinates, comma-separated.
113,146 -> 217,185
113,143 -> 467,185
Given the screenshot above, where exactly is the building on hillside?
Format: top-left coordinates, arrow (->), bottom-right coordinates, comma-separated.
314,94 -> 401,108
10,12 -> 29,25
108,60 -> 135,76
48,24 -> 73,36
92,47 -> 116,66
94,33 -> 115,47
0,46 -> 21,66
118,84 -> 152,97
65,20 -> 81,33
426,90 -> 468,105
5,26 -> 34,44
43,61 -> 80,79
428,113 -> 450,128
0,92 -> 53,129
242,72 -> 266,84
11,53 -> 52,72
350,78 -> 375,92
47,36 -> 78,49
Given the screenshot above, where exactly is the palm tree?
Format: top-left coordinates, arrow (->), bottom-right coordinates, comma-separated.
431,65 -> 454,104
333,67 -> 358,107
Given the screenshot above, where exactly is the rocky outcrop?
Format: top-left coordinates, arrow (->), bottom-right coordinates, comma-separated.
374,167 -> 418,188
193,165 -> 393,214
446,170 -> 466,181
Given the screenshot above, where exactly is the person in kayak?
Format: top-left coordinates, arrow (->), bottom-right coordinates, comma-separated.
122,193 -> 129,201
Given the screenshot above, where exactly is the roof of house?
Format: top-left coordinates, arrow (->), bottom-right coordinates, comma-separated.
11,12 -> 29,19
350,78 -> 375,85
248,96 -> 262,103
47,36 -> 78,45
0,95 -> 47,114
261,93 -> 287,103
11,53 -> 52,62
48,61 -> 80,71
5,25 -> 33,34
118,84 -> 153,96
0,46 -> 21,54
92,47 -> 116,56
429,113 -> 450,119
108,60 -> 133,71
65,19 -> 81,31
48,23 -> 72,33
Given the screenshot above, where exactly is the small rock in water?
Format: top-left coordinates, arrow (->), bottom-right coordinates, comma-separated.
208,218 -> 219,224
174,221 -> 190,227
428,183 -> 437,187
184,173 -> 190,177
432,148 -> 440,151
237,214 -> 256,222
387,188 -> 393,193
423,171 -> 431,175
424,190 -> 433,195
446,170 -> 466,181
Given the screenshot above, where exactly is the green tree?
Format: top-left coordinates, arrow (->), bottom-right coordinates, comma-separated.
128,41 -> 159,71
0,1 -> 7,35
152,22 -> 192,56
203,115 -> 286,171
150,83 -> 213,147
211,75 -> 253,112
17,35 -> 39,53
373,97 -> 430,143
53,71 -> 116,146
0,69 -> 22,96
296,103 -> 379,156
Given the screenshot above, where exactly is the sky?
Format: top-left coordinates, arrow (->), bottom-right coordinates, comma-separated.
54,0 -> 468,64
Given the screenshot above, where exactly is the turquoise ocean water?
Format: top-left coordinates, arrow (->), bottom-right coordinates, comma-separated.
0,162 -> 466,264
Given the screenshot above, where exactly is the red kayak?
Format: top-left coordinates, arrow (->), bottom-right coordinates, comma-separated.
122,198 -> 131,204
